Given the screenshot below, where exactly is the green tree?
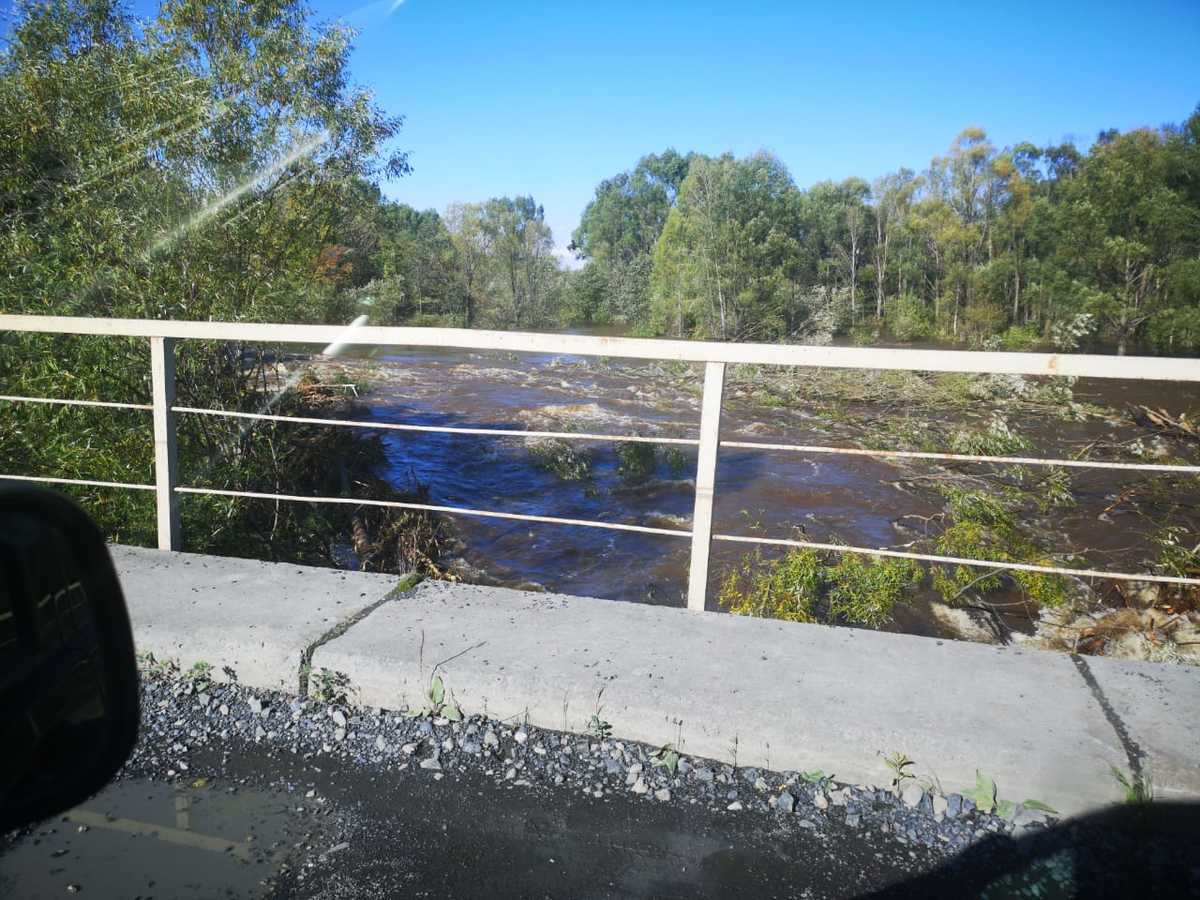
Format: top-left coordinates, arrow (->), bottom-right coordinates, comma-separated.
0,0 -> 412,556
569,149 -> 693,325
650,151 -> 801,340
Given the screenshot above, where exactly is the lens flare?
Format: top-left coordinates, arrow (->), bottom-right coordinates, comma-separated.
147,130 -> 329,257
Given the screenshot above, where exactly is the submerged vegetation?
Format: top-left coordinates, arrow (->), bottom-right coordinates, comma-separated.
526,437 -> 594,482
714,365 -> 1198,663
720,546 -> 923,629
931,488 -> 1071,609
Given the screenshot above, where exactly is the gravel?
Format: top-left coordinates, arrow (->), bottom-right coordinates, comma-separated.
122,671 -> 1042,857
901,781 -> 926,809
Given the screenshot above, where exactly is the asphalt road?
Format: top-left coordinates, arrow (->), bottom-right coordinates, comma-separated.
5,673 -> 1198,899
1,734 -> 949,899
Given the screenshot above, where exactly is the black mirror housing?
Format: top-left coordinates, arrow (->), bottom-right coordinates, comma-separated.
0,486 -> 139,832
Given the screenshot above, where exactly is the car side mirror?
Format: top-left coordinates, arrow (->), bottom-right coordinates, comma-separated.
0,486 -> 139,832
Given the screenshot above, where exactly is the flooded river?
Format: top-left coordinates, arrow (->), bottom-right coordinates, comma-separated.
324,339 -> 1199,640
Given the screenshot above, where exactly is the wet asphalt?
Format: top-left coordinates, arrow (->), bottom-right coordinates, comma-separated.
5,672 -> 1198,899
0,734 -> 947,899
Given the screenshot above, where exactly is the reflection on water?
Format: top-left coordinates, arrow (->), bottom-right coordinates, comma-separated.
0,778 -> 321,899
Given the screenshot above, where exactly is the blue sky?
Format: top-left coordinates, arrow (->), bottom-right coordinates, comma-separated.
316,0 -> 1199,258
9,0 -> 1198,257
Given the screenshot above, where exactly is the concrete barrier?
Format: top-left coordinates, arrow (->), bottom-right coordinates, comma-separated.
111,545 -> 400,693
112,546 -> 1200,815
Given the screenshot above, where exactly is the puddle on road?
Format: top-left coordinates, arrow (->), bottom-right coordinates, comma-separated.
0,776 -> 326,899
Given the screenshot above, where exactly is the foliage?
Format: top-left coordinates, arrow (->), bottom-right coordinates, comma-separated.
569,150 -> 691,324
586,714 -> 612,740
933,488 -> 1071,608
651,743 -> 681,775
309,667 -> 353,706
948,414 -> 1031,456
963,770 -> 1003,814
1111,766 -> 1154,804
0,0 -> 456,575
1051,313 -> 1097,351
409,673 -> 463,721
999,324 -> 1043,350
885,294 -> 934,340
615,441 -> 657,481
826,554 -> 924,628
576,107 -> 1200,354
882,751 -> 916,790
800,769 -> 834,789
719,546 -> 923,628
183,661 -> 213,694
663,446 -> 689,476
963,770 -> 1058,817
137,652 -> 180,678
720,547 -> 821,623
527,438 -> 592,481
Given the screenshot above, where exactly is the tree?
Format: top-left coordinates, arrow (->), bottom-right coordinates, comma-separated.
650,152 -> 801,340
569,149 -> 694,325
480,196 -> 557,328
1054,126 -> 1196,353
871,169 -> 920,319
443,202 -> 492,327
0,0 -> 409,554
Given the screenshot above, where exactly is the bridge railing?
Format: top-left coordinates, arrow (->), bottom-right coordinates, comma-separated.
3,313 -> 1200,611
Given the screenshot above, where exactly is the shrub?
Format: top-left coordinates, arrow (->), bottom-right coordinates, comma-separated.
932,488 -> 1069,607
948,414 -> 1031,456
720,546 -> 923,627
616,441 -> 657,481
885,294 -> 933,341
663,446 -> 689,476
999,324 -> 1043,350
827,554 -> 924,627
720,548 -> 821,623
527,438 -> 592,481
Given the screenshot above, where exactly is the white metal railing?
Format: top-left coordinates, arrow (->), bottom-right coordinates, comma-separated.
3,313 -> 1200,611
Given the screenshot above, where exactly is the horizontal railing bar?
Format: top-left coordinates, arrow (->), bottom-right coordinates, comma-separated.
0,394 -> 152,411
171,406 -> 698,446
720,440 -> 1200,475
712,533 -> 1200,587
174,486 -> 693,538
0,473 -> 156,491
4,314 -> 1199,381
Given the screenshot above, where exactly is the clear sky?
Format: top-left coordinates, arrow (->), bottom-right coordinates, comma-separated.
21,0 -> 1197,258
313,0 -> 1199,259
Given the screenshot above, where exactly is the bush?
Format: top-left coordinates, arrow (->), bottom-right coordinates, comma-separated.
948,414 -> 1031,456
720,548 -> 821,623
827,554 -> 924,627
720,546 -> 923,627
932,488 -> 1069,607
616,441 -> 657,481
885,294 -> 933,341
527,438 -> 592,481
962,301 -> 1006,346
999,324 -> 1043,350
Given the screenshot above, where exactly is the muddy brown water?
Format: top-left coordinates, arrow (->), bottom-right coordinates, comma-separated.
317,341 -> 1199,639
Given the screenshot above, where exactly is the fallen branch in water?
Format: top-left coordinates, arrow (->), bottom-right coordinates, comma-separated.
1134,405 -> 1199,442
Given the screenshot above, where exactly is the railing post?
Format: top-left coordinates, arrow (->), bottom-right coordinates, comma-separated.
150,336 -> 181,551
687,361 -> 725,611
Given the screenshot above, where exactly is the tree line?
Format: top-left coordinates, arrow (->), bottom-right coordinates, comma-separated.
568,122 -> 1200,354
318,111 -> 1200,356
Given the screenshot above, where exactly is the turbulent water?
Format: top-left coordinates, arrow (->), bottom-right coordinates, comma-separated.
328,340 -> 1199,641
